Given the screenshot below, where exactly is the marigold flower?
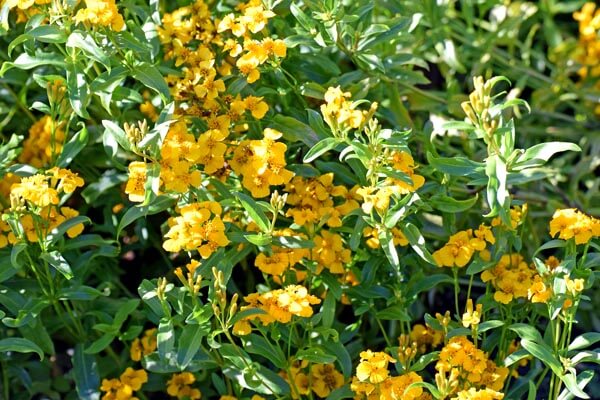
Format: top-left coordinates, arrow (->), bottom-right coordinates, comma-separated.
310,364 -> 344,398
167,372 -> 201,399
549,208 -> 599,245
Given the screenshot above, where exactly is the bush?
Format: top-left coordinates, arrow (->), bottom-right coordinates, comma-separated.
0,1 -> 598,399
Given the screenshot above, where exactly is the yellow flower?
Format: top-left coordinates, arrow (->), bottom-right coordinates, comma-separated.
130,328 -> 157,361
162,202 -> 229,258
47,167 -> 85,194
74,0 -> 125,31
244,96 -> 269,119
451,387 -> 504,400
310,364 -> 344,398
355,350 -> 396,384
461,299 -> 482,328
236,285 -> 320,326
11,174 -> 59,207
167,372 -> 201,399
125,162 -> 147,203
549,208 -> 598,244
119,368 -> 147,391
433,231 -> 475,268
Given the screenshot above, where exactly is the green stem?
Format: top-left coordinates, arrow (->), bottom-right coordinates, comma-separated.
452,268 -> 460,318
1,359 -> 9,400
375,317 -> 392,349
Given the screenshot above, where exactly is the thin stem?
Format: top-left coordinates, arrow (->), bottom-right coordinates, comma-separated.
375,317 -> 392,349
1,359 -> 9,400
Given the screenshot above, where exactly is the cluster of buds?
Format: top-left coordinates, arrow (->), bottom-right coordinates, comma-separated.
461,76 -> 500,136
124,120 -> 149,150
397,334 -> 418,370
435,368 -> 460,398
435,311 -> 451,343
211,267 -> 238,327
47,79 -> 71,118
174,260 -> 203,297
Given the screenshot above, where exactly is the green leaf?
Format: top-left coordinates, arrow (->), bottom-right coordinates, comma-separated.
10,242 -> 27,270
0,337 -> 44,360
0,50 -> 66,76
66,65 -> 91,118
569,333 -> 600,351
66,31 -> 110,69
515,142 -> 581,169
102,119 -> 132,154
378,227 -> 399,269
84,333 -> 114,354
57,124 -> 89,167
321,291 -> 336,329
157,317 -> 175,361
117,195 -> 175,237
113,299 -> 140,327
72,344 -> 101,400
269,115 -> 321,147
376,304 -> 411,321
561,372 -> 590,399
132,62 -> 170,102
235,192 -> 270,233
295,347 -> 337,364
478,320 -> 504,333
58,285 -> 104,301
426,152 -> 483,176
527,378 -> 537,400
177,323 -> 210,369
405,274 -> 453,299
40,251 -> 73,280
401,222 -> 437,265
520,338 -> 563,377
430,194 -> 478,213
243,334 -> 286,369
303,138 -> 341,163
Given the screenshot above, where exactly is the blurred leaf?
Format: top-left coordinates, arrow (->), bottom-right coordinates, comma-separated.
0,338 -> 43,360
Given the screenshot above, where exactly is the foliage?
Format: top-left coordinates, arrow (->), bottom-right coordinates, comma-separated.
0,0 -> 598,399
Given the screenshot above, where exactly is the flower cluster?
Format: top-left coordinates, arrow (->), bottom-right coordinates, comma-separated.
433,224 -> 495,268
281,361 -> 344,399
167,372 -> 201,400
284,173 -> 358,227
162,201 -> 229,258
351,351 -> 425,399
255,244 -> 308,278
100,368 -> 148,400
481,254 -> 549,304
130,328 -> 157,362
74,0 -> 125,31
3,168 -> 85,244
436,336 -> 508,394
230,128 -> 293,198
549,208 -> 600,245
233,285 -> 320,334
357,151 -> 425,214
311,230 -> 352,274
321,86 -> 370,132
19,116 -> 65,168
217,3 -> 285,83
